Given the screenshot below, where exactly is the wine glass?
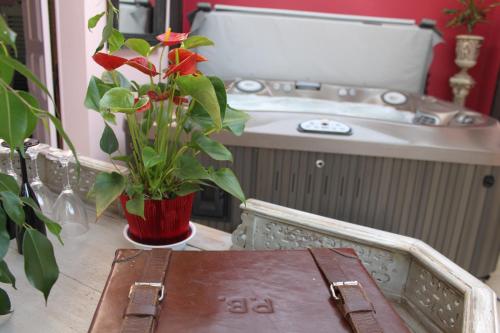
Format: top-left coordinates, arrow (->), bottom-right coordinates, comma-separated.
50,150 -> 89,238
0,140 -> 19,184
26,143 -> 54,217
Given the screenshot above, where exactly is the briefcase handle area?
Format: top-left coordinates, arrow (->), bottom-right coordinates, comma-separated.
309,248 -> 384,333
120,248 -> 383,333
121,249 -> 172,333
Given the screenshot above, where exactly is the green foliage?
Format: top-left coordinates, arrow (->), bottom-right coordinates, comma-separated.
192,132 -> 233,161
87,4 -> 248,219
99,87 -> 134,113
0,16 -> 78,313
443,0 -> 500,33
0,288 -> 11,315
88,12 -> 105,30
182,36 -> 214,49
0,261 -> 15,289
0,191 -> 24,226
108,29 -> 125,53
0,173 -> 19,193
125,194 -> 144,219
177,75 -> 222,128
93,172 -> 126,217
125,38 -> 150,57
23,229 -> 59,302
209,168 -> 246,203
0,88 -> 38,151
100,123 -> 119,154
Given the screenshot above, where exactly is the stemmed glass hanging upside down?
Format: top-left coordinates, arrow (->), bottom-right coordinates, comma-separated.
49,150 -> 89,238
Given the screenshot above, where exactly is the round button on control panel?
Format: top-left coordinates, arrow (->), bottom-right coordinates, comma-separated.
235,80 -> 265,93
382,91 -> 408,105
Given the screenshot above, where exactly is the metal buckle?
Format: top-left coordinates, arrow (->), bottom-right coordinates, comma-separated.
329,281 -> 359,300
129,282 -> 165,301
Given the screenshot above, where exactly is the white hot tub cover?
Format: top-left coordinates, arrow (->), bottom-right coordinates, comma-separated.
191,5 -> 442,93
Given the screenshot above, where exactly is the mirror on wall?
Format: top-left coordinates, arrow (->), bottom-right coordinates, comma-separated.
111,0 -> 182,43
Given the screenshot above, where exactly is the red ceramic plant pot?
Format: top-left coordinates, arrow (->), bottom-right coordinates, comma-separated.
119,193 -> 195,245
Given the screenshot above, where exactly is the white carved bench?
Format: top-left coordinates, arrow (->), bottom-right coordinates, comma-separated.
232,199 -> 498,333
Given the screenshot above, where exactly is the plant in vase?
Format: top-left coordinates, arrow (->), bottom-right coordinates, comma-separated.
444,0 -> 500,105
86,3 -> 248,246
0,15 -> 78,316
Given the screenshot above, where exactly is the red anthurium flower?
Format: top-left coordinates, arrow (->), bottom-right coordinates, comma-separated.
173,96 -> 189,105
93,52 -> 127,71
147,90 -> 169,101
164,49 -> 207,78
156,30 -> 189,46
134,97 -> 151,113
167,48 -> 207,64
164,54 -> 197,78
126,57 -> 159,76
147,91 -> 188,105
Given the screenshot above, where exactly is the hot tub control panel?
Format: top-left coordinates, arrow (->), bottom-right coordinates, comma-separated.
298,119 -> 352,135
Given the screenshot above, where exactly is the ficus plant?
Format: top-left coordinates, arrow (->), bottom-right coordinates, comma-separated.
86,2 -> 248,219
444,0 -> 500,33
0,16 -> 79,313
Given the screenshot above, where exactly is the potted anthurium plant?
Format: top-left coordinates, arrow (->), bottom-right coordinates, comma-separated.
0,15 -> 77,318
86,3 -> 248,246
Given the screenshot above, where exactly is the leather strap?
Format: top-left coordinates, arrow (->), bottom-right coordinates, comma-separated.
309,248 -> 383,333
121,249 -> 172,333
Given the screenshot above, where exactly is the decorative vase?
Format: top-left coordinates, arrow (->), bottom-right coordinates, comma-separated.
449,34 -> 483,106
119,193 -> 195,245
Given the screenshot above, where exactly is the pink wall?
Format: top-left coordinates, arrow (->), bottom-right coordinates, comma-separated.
182,0 -> 500,115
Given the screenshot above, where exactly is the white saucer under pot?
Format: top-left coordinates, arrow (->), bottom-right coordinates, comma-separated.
123,222 -> 196,251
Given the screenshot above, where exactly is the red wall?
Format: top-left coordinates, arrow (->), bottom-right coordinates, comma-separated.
182,0 -> 500,115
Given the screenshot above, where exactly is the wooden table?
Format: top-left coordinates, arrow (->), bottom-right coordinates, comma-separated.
0,208 -> 231,333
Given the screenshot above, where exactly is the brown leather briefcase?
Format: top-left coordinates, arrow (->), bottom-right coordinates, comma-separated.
89,248 -> 410,333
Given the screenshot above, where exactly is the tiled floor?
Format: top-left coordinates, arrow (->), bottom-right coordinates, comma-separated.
485,257 -> 500,325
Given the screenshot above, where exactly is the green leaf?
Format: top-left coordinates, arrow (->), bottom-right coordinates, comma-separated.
88,12 -> 105,30
0,208 -> 10,259
223,106 -> 249,136
101,110 -> 117,124
108,28 -> 125,53
100,123 -> 119,154
112,155 -> 131,163
93,171 -> 125,217
84,76 -> 113,111
0,43 -> 14,84
175,155 -> 208,180
102,70 -> 132,88
99,87 -> 134,113
0,55 -> 53,101
95,8 -> 114,53
208,76 -> 227,120
176,75 -> 222,128
125,38 -> 150,57
175,182 -> 201,196
21,197 -> 63,245
0,173 -> 19,193
0,88 -> 38,151
142,146 -> 163,169
209,168 -> 245,203
0,288 -> 11,315
17,90 -> 39,136
0,261 -> 15,289
182,36 -> 214,49
192,132 -> 232,161
0,15 -> 17,53
23,229 -> 59,302
125,194 -> 144,218
0,191 -> 24,226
